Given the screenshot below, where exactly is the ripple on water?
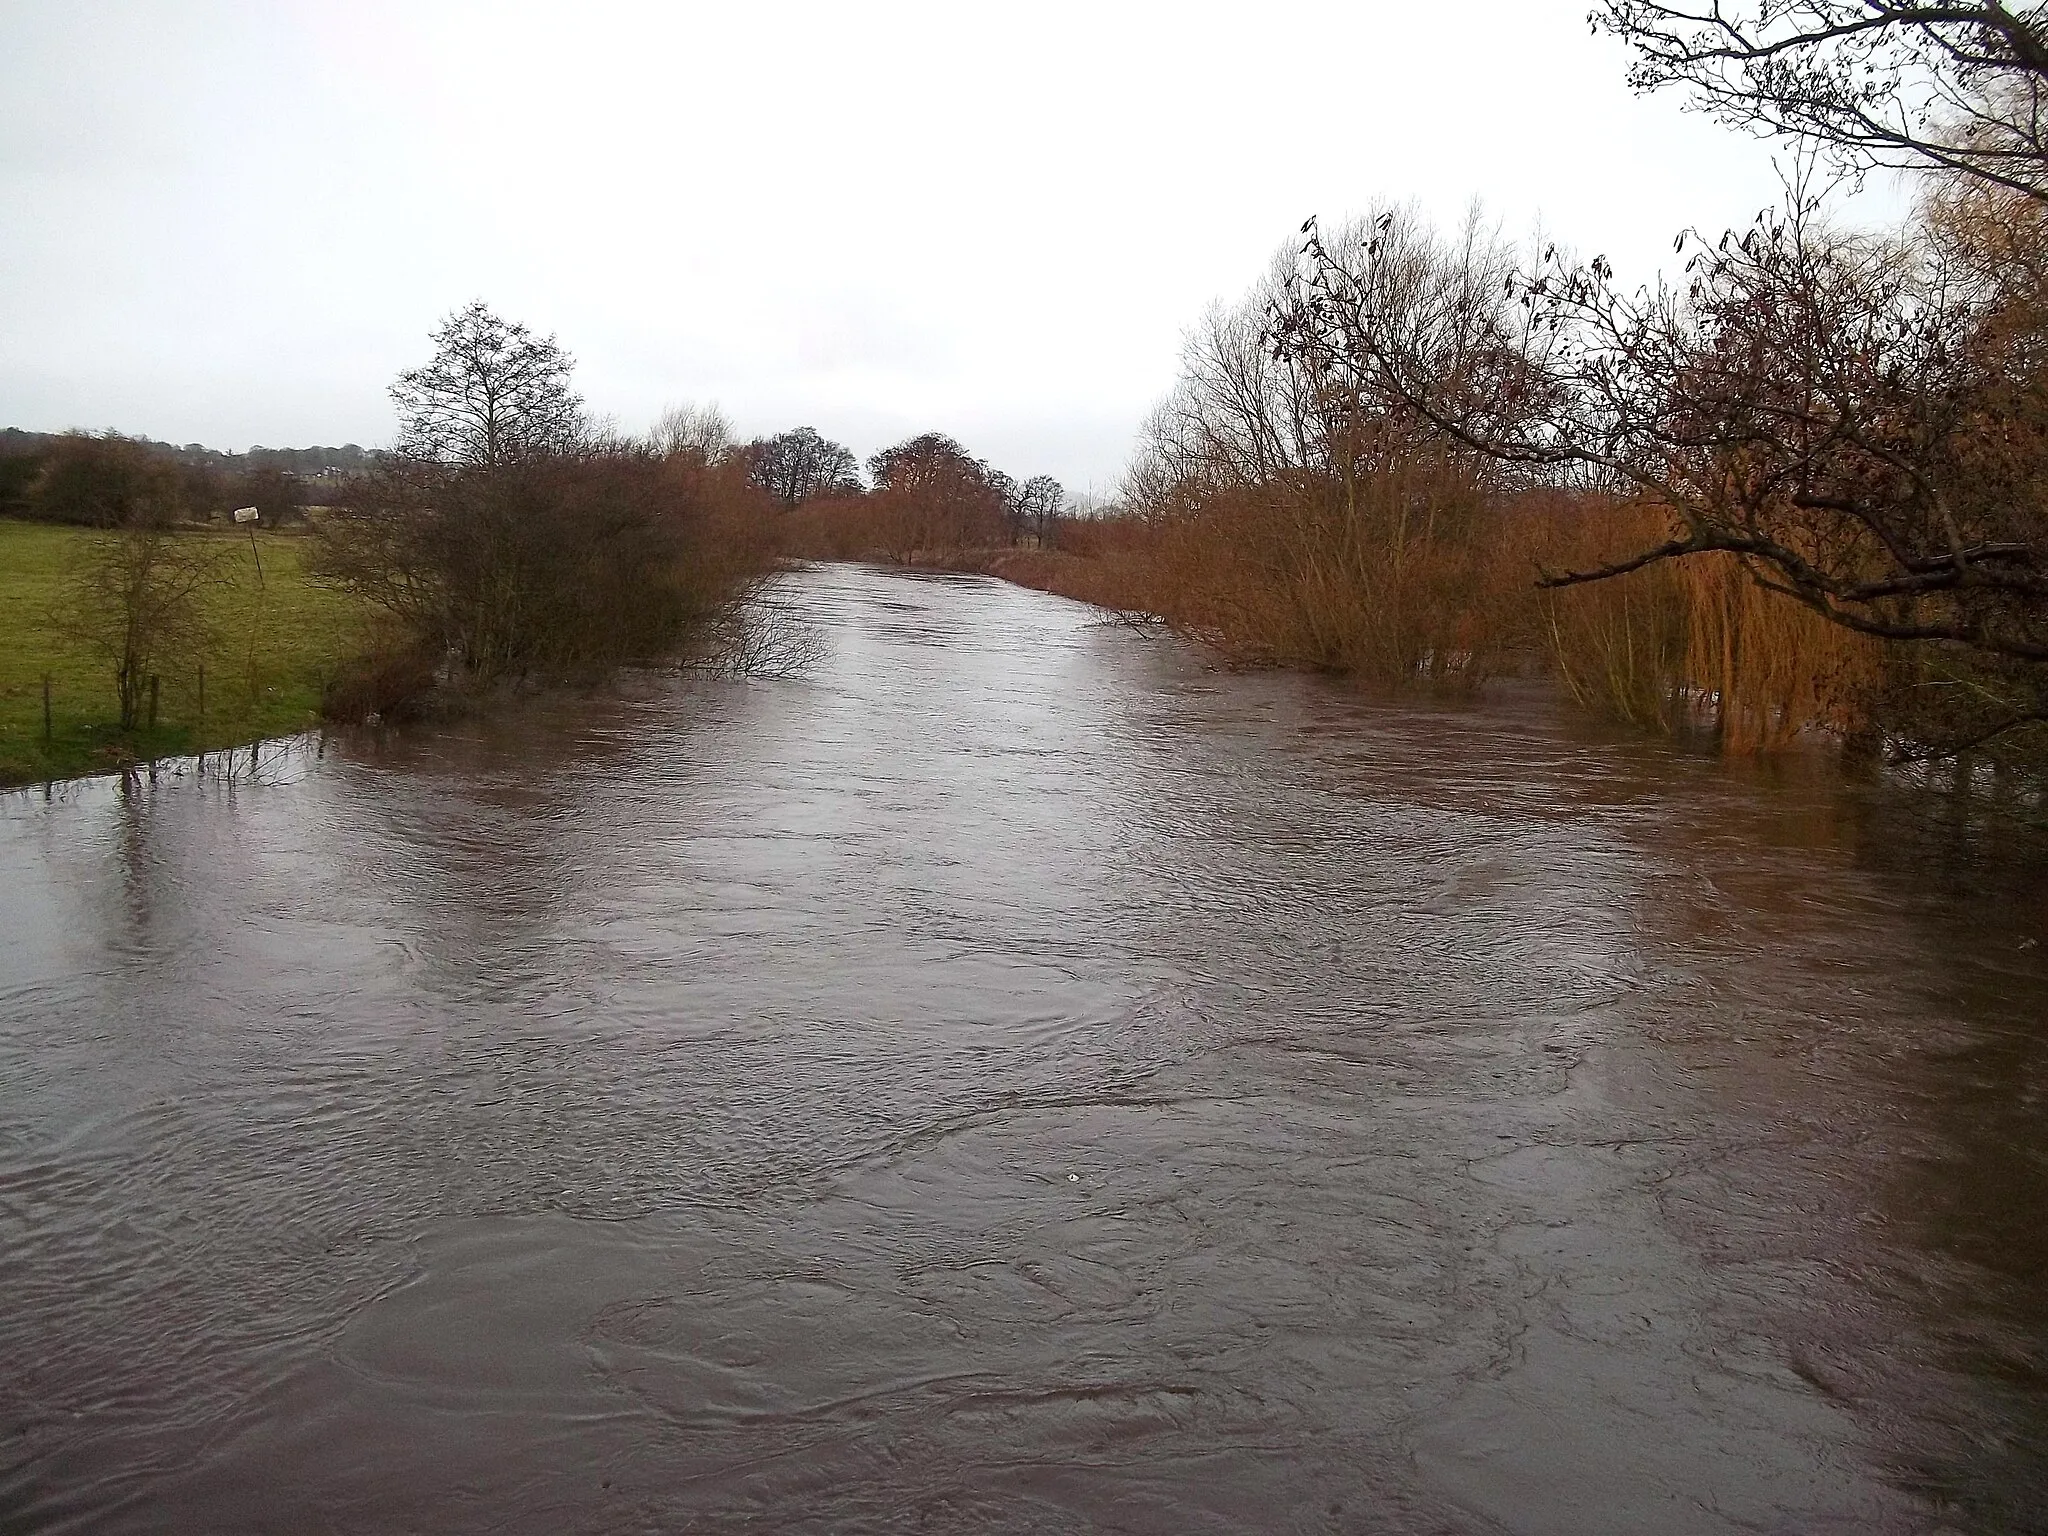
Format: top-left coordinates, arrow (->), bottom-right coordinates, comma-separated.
1,563 -> 2044,1534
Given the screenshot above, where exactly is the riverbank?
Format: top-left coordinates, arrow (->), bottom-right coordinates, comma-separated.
0,518 -> 369,786
897,546 -> 1159,617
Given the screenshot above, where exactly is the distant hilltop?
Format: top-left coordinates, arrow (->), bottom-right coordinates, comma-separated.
0,428 -> 382,478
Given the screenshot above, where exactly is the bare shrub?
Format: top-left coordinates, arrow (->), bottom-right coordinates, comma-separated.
63,524 -> 229,730
779,492 -> 885,561
313,444 -> 775,685
320,634 -> 441,724
1531,496 -> 1691,729
697,586 -> 827,678
29,433 -> 193,528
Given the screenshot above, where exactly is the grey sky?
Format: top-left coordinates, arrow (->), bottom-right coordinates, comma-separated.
1,1 -> 1866,491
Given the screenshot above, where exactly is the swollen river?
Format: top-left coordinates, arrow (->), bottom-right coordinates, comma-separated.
2,563 -> 2045,1533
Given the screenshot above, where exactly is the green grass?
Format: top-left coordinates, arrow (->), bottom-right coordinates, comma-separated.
0,519 -> 372,787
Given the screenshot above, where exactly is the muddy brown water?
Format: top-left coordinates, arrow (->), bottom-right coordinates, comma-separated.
2,562 -> 2045,1535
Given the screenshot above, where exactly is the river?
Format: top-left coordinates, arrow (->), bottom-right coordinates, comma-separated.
2,562 -> 2044,1534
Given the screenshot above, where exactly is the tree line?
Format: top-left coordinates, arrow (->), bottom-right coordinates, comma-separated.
765,428 -> 1065,561
24,2 -> 2047,768
312,302 -> 1069,709
1,396 -> 1068,570
2,296 -> 1073,747
0,427 -> 377,479
0,431 -> 327,528
1056,1 -> 2048,765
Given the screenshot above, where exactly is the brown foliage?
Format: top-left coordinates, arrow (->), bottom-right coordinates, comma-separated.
1534,492 -> 1884,747
779,492 -> 899,562
28,433 -> 197,528
778,433 -> 1033,564
1247,171 -> 2048,759
320,635 -> 441,724
312,443 -> 775,684
1117,213 -> 1540,683
1306,188 -> 2048,678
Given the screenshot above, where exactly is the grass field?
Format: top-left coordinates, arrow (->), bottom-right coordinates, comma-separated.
0,519 -> 371,787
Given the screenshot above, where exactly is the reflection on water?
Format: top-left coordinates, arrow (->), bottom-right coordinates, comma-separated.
0,563 -> 2043,1535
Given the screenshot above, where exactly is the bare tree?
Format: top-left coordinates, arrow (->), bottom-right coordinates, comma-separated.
320,314 -> 777,688
867,432 -> 987,493
1120,208 -> 1529,679
391,301 -> 586,468
1282,186 -> 2048,732
66,523 -> 226,730
1563,4 -> 2048,747
748,427 -> 862,505
981,473 -> 1063,545
1595,2 -> 2048,201
653,403 -> 736,463
1021,475 -> 1065,545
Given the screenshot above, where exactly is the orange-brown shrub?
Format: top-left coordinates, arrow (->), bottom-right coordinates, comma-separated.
1526,492 -> 1883,748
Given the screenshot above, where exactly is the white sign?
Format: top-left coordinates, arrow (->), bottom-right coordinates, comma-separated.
231,506 -> 260,524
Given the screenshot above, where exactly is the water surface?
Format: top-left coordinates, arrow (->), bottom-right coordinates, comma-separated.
3,563 -> 2045,1533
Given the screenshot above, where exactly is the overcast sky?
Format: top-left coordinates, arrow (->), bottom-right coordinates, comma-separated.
1,1 -> 1894,492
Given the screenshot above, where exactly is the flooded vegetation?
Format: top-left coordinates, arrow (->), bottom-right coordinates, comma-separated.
3,565 -> 2044,1533
6,5 -> 2048,1531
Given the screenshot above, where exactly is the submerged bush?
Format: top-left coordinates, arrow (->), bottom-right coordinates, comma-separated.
311,444 -> 775,687
319,636 -> 442,724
